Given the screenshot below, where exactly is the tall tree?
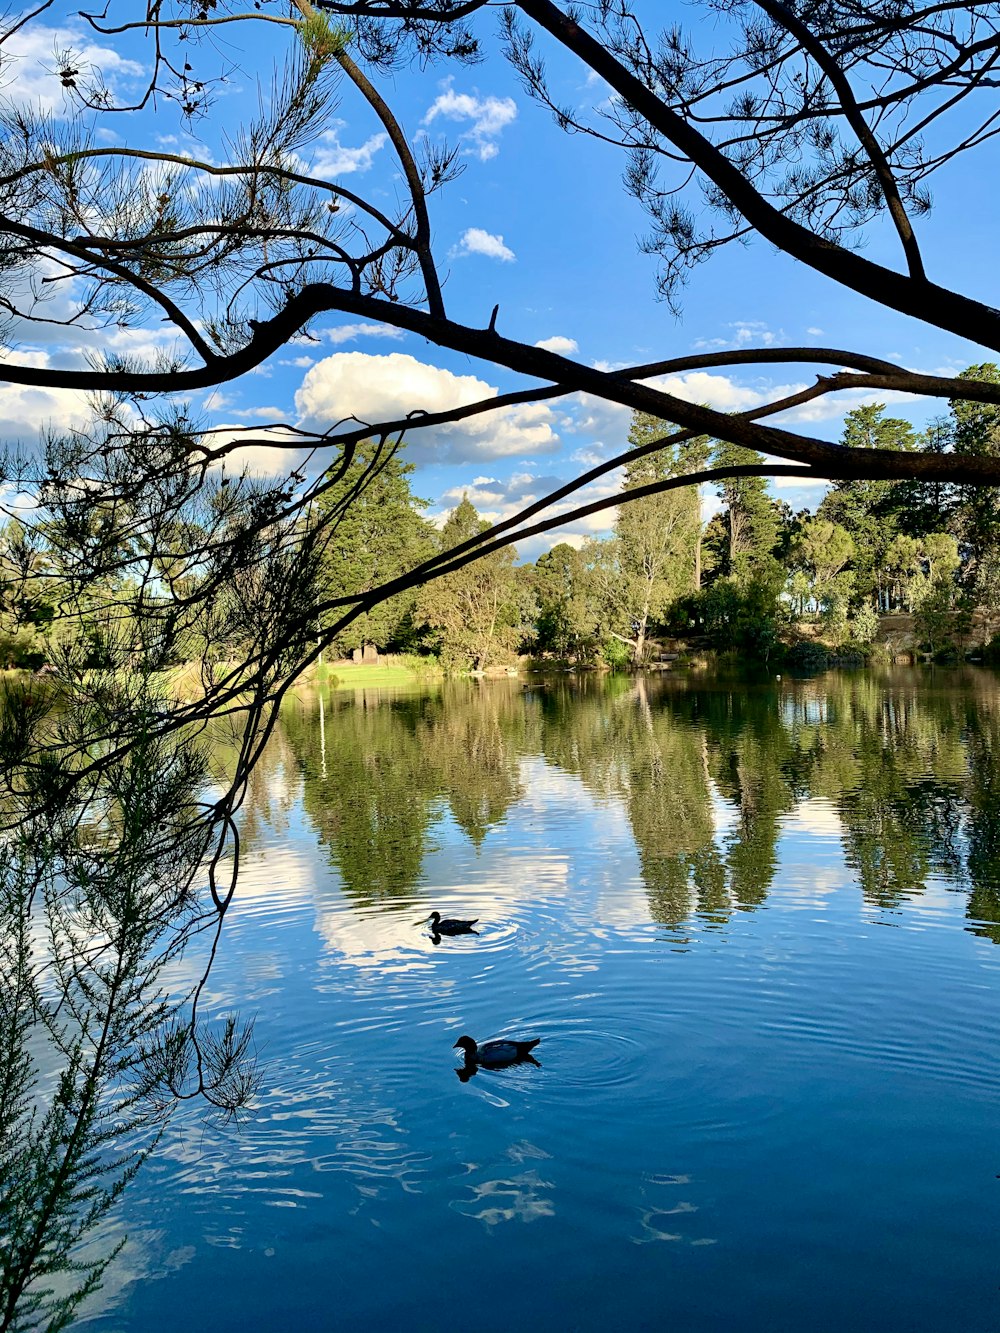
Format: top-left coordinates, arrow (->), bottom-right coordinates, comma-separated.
709,440 -> 781,584
594,412 -> 703,665
415,498 -> 526,671
819,404 -> 917,609
531,542 -> 598,659
315,441 -> 433,655
948,364 -> 1000,607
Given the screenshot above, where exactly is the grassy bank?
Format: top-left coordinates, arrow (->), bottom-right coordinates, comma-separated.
318,656 -> 443,689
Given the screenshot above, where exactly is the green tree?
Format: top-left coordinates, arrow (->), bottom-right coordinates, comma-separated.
793,518 -> 856,620
530,542 -> 598,659
593,413 -> 703,665
415,498 -> 526,671
948,365 -> 1000,607
818,404 -> 917,610
884,534 -> 924,611
709,440 -> 781,584
316,442 -> 433,655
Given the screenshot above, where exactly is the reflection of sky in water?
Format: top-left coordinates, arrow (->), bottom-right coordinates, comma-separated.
82,675 -> 1000,1333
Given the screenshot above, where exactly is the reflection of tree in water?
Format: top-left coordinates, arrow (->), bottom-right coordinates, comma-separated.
417,682 -> 529,848
277,668 -> 1000,940
810,675 -> 968,910
620,684 -> 727,929
702,683 -> 797,912
964,708 -> 1000,943
280,681 -> 528,903
281,690 -> 438,901
532,677 -> 726,927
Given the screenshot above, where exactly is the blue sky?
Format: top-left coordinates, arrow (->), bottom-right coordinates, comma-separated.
3,4 -> 997,559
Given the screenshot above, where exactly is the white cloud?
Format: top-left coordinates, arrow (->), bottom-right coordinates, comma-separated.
0,351 -> 95,443
692,320 -> 782,351
320,322 -> 406,346
568,369 -> 782,445
204,425 -> 311,478
434,465 -> 623,563
0,23 -> 144,116
451,227 -> 516,262
806,327 -> 824,337
774,385 -> 920,425
309,127 -> 386,177
295,352 -> 559,463
534,336 -> 579,356
423,80 -> 517,161
225,405 -> 289,420
771,472 -> 831,489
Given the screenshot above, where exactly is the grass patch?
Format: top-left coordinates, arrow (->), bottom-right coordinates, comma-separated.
324,656 -> 442,689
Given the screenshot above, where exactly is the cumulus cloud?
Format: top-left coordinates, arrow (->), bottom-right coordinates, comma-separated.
422,80 -> 517,161
0,351 -> 97,444
294,351 -> 559,463
569,366 -> 936,444
772,472 -> 830,489
451,228 -> 516,262
0,23 -> 144,116
203,425 -> 312,479
309,127 -> 386,177
569,369 -> 781,445
534,335 -> 579,356
774,385 -> 920,424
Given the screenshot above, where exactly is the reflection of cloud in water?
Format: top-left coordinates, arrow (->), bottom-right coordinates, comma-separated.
782,797 -> 843,839
312,899 -> 462,970
451,1170 -> 555,1227
517,759 -> 650,931
451,1140 -> 554,1227
153,1086 -> 431,1224
630,1172 -> 703,1246
776,866 -> 848,909
73,1223 -> 195,1325
709,783 -> 741,837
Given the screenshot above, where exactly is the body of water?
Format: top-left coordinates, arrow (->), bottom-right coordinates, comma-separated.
87,671 -> 1000,1332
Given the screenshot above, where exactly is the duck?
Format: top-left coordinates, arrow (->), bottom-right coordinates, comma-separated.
453,1034 -> 541,1070
428,910 -> 479,936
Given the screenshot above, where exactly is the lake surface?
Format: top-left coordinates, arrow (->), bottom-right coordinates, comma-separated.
88,670 -> 1000,1332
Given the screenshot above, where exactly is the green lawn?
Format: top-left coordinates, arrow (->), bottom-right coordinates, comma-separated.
323,660 -> 440,688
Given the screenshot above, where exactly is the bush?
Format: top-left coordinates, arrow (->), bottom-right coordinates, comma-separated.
670,575 -> 782,662
850,601 -> 880,645
784,640 -> 833,672
601,636 -> 631,670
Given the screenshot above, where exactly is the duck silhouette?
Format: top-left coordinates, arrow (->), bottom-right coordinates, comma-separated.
428,911 -> 479,937
453,1034 -> 541,1077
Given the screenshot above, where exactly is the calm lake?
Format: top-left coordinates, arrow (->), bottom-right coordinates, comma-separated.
87,670 -> 1000,1332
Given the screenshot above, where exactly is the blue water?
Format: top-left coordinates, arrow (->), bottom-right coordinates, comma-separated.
87,673 -> 1000,1332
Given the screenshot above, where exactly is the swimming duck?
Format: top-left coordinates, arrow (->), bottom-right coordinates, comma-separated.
428,911 -> 479,936
453,1035 -> 541,1069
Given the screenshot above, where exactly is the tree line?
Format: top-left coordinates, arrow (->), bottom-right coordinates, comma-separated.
7,364 -> 1000,675
310,363 -> 1000,671
271,671 -> 1000,942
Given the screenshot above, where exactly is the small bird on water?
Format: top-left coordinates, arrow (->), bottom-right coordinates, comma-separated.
428,910 -> 479,936
453,1034 -> 541,1070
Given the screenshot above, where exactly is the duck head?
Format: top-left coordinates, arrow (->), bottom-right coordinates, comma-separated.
453,1035 -> 477,1057
428,911 -> 442,927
